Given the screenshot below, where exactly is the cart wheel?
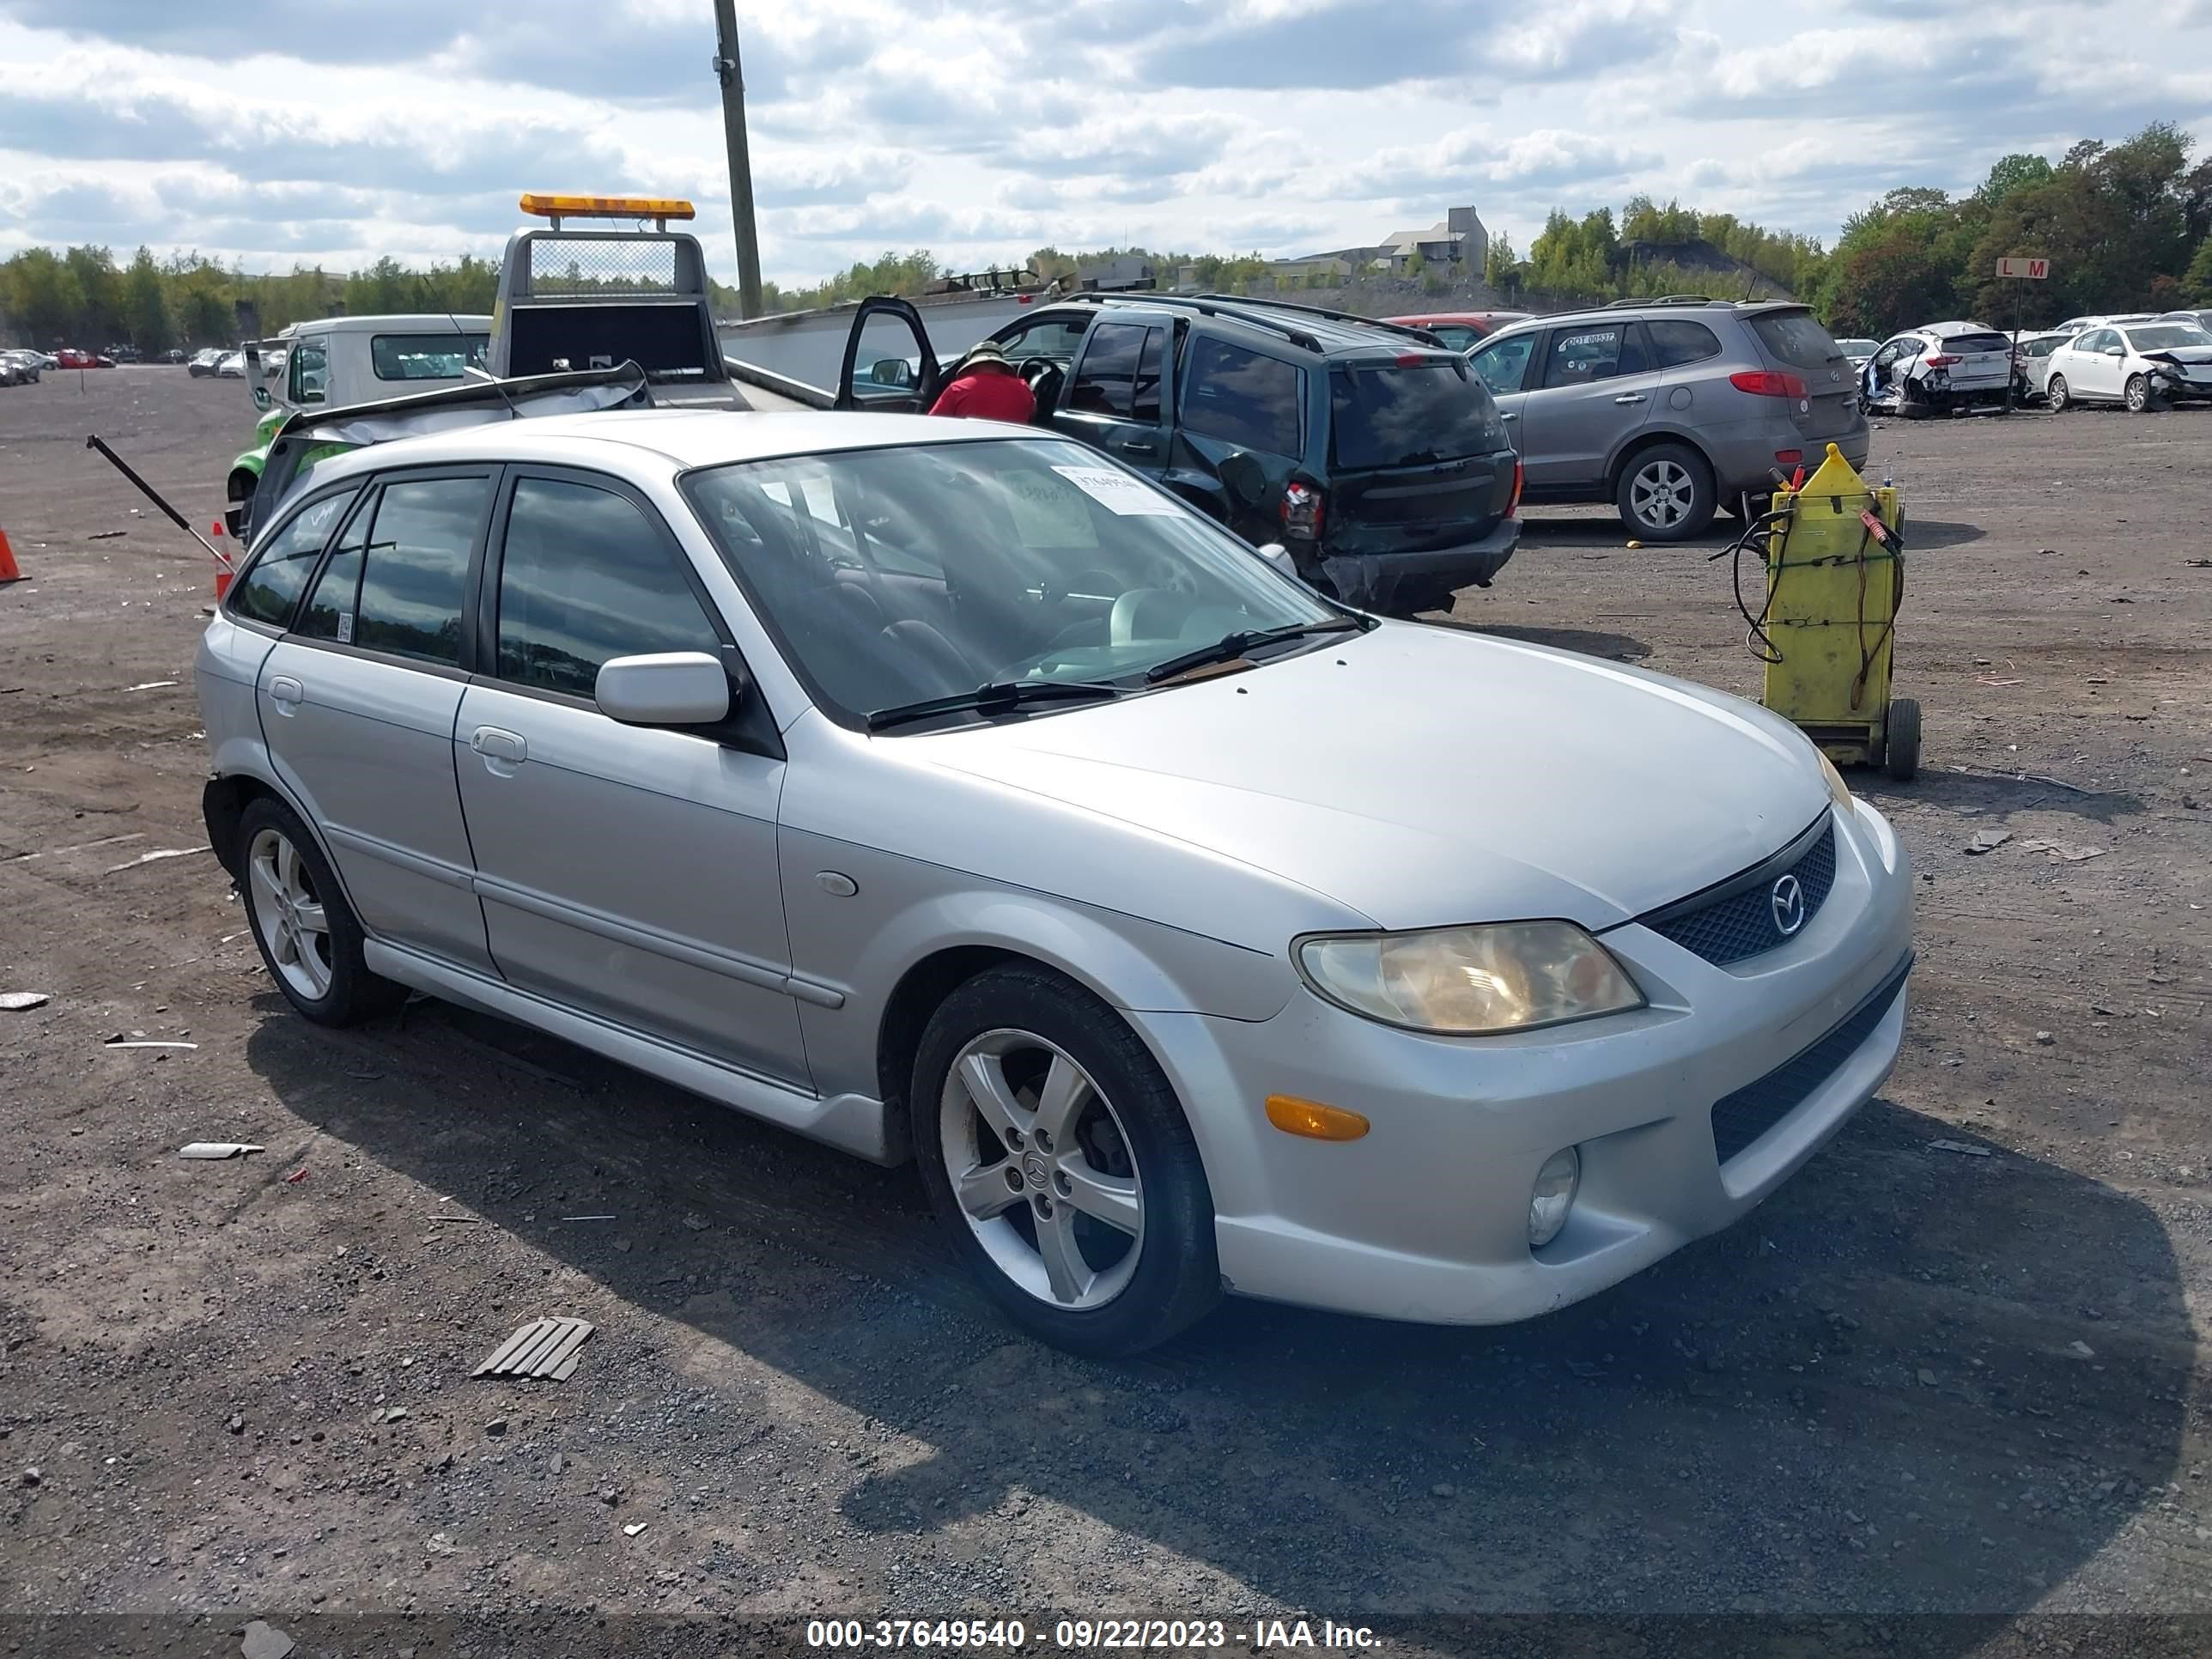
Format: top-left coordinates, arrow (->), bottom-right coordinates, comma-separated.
1885,699 -> 1922,782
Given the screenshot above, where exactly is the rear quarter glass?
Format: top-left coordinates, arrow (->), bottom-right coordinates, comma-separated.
1748,312 -> 1847,371
1328,361 -> 1507,470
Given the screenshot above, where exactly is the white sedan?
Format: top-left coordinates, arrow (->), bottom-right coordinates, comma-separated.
2045,319 -> 2212,412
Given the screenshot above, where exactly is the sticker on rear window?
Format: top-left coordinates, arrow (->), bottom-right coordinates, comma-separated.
1051,465 -> 1181,516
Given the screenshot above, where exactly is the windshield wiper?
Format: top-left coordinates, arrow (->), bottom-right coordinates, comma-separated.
1143,617 -> 1368,684
866,680 -> 1122,732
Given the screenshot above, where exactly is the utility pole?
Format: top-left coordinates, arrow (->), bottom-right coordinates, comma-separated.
711,0 -> 764,319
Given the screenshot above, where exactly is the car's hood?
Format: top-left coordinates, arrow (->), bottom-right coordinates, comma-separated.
921,623 -> 1831,932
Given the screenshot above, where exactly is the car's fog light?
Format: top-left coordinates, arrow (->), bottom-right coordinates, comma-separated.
1528,1148 -> 1580,1249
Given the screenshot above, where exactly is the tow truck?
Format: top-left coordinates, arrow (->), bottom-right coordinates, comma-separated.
218,193 -> 762,538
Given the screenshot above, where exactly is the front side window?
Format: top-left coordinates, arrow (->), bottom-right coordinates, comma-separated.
998,315 -> 1090,364
496,477 -> 724,696
351,477 -> 490,665
372,333 -> 489,380
1470,333 -> 1534,394
1066,323 -> 1148,418
683,438 -> 1335,725
228,488 -> 360,629
287,340 -> 329,404
297,490 -> 374,642
1180,338 -> 1303,458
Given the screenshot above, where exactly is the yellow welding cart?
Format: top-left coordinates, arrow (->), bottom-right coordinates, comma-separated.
1757,442 -> 1919,781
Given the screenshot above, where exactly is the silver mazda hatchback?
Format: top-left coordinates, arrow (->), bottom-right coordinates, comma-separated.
198,410 -> 1912,1355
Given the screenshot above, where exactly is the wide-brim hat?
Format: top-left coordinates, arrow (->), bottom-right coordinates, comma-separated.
956,339 -> 1014,372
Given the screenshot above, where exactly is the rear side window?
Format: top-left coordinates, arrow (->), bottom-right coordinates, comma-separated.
372,333 -> 488,380
352,477 -> 490,665
1329,361 -> 1505,469
228,489 -> 359,629
1181,338 -> 1303,458
1540,323 -> 1648,387
1067,323 -> 1148,418
1646,319 -> 1723,368
495,477 -> 724,697
1749,310 -> 1847,370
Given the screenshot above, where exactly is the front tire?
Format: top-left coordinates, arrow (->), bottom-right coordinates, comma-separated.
1617,443 -> 1716,542
2124,374 -> 2153,413
2046,375 -> 2070,413
236,797 -> 407,1026
912,964 -> 1221,1356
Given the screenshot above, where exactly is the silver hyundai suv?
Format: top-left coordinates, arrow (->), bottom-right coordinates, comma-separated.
1468,299 -> 1870,541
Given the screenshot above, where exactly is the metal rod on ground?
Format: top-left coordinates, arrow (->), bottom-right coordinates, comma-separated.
711,0 -> 765,321
83,434 -> 230,566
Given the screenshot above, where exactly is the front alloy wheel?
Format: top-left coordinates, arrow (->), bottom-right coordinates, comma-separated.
940,1030 -> 1144,1310
913,964 -> 1221,1355
2124,374 -> 2152,413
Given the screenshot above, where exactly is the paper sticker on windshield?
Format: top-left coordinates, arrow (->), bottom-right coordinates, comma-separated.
999,473 -> 1097,549
1052,465 -> 1182,516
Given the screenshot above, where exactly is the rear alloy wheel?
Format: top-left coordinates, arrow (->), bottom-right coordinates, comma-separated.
2124,374 -> 2153,413
237,797 -> 407,1026
1618,444 -> 1716,542
914,965 -> 1220,1356
2045,375 -> 2070,413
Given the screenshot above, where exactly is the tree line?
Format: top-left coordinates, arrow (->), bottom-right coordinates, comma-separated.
8,122 -> 2205,351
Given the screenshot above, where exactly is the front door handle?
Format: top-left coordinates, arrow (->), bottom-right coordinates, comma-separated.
1613,392 -> 1647,405
1121,438 -> 1160,457
266,675 -> 303,715
470,726 -> 526,764
1499,410 -> 1518,421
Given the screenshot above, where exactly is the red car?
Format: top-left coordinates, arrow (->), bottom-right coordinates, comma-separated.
54,349 -> 115,369
1382,312 -> 1532,352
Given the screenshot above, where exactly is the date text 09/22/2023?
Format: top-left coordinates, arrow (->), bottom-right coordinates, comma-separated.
805,1619 -> 1383,1650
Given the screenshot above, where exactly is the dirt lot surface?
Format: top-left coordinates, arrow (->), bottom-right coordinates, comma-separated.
2,368 -> 2209,1656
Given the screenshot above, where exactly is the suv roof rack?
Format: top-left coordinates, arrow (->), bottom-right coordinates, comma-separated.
1188,292 -> 1443,344
1605,294 -> 1721,307
1060,289 -> 1322,351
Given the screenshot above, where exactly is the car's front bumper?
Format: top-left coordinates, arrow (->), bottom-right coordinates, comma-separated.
1316,515 -> 1521,614
1134,796 -> 1913,1325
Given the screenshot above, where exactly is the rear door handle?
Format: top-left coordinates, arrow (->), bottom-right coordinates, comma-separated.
470,726 -> 526,764
1613,392 -> 1647,404
266,675 -> 303,715
1121,439 -> 1160,457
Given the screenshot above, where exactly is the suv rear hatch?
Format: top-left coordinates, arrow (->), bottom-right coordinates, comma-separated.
1921,329 -> 2015,392
1322,355 -> 1517,556
1746,307 -> 1863,441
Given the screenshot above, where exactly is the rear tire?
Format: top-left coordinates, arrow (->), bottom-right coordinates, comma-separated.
1885,699 -> 1922,783
2045,375 -> 2070,413
1616,443 -> 1716,542
236,797 -> 407,1027
912,964 -> 1221,1357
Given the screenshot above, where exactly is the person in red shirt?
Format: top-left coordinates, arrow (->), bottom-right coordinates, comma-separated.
927,339 -> 1036,423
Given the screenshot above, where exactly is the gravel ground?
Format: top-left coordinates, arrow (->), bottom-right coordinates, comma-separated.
1,368 -> 2208,1656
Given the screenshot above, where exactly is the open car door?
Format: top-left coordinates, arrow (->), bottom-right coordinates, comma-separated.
835,296 -> 940,412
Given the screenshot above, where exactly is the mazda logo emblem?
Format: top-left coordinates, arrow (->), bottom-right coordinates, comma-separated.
1771,874 -> 1807,937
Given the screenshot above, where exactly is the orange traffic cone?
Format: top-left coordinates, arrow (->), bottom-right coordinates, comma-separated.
0,523 -> 21,583
210,520 -> 234,601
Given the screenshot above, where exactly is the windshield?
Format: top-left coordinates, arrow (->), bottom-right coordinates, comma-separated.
2124,325 -> 2212,351
1328,358 -> 1506,469
683,438 -> 1338,728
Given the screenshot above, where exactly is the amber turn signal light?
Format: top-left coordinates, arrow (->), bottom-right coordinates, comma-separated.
1265,1096 -> 1370,1141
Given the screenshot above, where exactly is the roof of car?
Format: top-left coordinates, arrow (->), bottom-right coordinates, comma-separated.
295,410 -> 1032,482
1057,292 -> 1449,356
276,313 -> 493,337
1381,312 -> 1528,325
1914,320 -> 2003,337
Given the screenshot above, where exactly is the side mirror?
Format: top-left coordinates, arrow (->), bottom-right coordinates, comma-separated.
251,386 -> 271,412
1253,542 -> 1297,575
595,652 -> 732,726
870,357 -> 912,387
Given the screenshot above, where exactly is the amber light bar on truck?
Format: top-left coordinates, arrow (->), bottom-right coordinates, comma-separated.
518,193 -> 696,227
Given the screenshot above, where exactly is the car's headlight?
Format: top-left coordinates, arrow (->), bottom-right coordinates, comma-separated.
1294,921 -> 1644,1036
1816,747 -> 1853,814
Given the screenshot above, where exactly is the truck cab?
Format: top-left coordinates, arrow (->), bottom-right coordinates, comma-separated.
228,314 -> 489,536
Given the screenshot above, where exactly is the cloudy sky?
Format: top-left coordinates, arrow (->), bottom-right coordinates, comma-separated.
1,0 -> 2207,286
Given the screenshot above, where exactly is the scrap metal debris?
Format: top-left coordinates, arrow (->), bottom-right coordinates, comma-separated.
0,992 -> 50,1012
178,1142 -> 264,1159
474,1317 -> 595,1382
1964,830 -> 2012,855
104,845 -> 210,874
1928,1139 -> 1994,1158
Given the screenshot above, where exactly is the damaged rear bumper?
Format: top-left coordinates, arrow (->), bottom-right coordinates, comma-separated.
1318,516 -> 1521,615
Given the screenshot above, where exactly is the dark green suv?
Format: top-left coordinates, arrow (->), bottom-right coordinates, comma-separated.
836,292 -> 1521,616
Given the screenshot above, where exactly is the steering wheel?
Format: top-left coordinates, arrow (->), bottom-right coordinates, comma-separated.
1022,358 -> 1064,417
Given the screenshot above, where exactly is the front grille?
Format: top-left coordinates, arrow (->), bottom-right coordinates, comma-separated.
1711,956 -> 1911,1164
1646,821 -> 1836,966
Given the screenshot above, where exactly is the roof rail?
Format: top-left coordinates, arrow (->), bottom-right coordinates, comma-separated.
1606,294 -> 1719,307
1059,289 -> 1322,352
1187,292 -> 1442,343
